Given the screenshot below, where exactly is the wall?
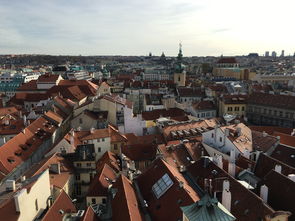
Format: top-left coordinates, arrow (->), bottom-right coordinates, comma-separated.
86,196 -> 107,207
123,106 -> 144,136
14,169 -> 51,221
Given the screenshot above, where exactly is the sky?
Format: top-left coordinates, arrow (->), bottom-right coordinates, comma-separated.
0,0 -> 294,56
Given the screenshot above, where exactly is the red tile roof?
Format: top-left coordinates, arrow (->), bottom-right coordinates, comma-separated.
192,100 -> 215,110
220,94 -> 248,104
249,126 -> 293,136
187,158 -> 276,221
42,190 -> 76,221
248,93 -> 295,110
87,164 -> 116,197
254,153 -> 295,179
112,175 -> 145,221
81,206 -> 100,221
136,159 -> 199,221
0,114 -> 58,175
16,80 -> 38,91
262,170 -> 294,220
270,144 -> 295,168
38,73 -> 61,83
217,57 -> 237,64
177,87 -> 205,97
273,131 -> 295,147
96,151 -> 120,173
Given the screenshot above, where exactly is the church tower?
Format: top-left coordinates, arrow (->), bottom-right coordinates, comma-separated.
173,43 -> 186,87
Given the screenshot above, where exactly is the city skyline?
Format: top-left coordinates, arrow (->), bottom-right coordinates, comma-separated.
1,0 -> 294,56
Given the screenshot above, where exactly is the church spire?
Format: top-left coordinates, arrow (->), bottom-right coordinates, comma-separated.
177,42 -> 183,61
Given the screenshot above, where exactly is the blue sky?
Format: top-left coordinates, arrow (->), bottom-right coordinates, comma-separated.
0,0 -> 294,56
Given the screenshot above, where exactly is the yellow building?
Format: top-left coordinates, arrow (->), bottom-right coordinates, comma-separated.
218,95 -> 247,117
213,67 -> 256,80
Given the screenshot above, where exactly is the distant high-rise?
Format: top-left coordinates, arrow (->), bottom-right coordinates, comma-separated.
265,51 -> 269,57
281,50 -> 285,57
271,51 -> 277,57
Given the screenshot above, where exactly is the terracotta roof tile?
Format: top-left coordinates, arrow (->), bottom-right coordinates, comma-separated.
87,164 -> 116,197
112,175 -> 145,221
187,159 -> 276,221
136,159 -> 200,221
262,170 -> 294,220
81,206 -> 100,221
248,93 -> 295,110
42,190 -> 76,221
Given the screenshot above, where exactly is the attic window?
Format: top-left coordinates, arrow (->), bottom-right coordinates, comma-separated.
20,144 -> 28,151
15,151 -> 22,156
152,173 -> 173,199
7,157 -> 15,163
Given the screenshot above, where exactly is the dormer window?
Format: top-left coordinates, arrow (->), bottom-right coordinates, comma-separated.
7,157 -> 15,163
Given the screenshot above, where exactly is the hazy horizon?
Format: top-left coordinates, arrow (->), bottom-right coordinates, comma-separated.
1,0 -> 294,56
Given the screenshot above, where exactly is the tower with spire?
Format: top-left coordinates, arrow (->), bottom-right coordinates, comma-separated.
173,43 -> 186,86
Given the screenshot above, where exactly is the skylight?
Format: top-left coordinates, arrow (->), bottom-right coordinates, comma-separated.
152,173 -> 173,199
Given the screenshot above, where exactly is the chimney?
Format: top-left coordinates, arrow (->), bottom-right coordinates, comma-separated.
288,174 -> 295,182
82,150 -> 86,160
230,150 -> 235,163
228,162 -> 236,177
214,154 -> 223,169
209,179 -> 213,195
222,180 -> 231,212
90,128 -> 95,134
204,178 -> 209,192
260,185 -> 268,203
50,163 -> 61,174
23,115 -> 27,127
5,180 -> 16,192
243,149 -> 250,159
179,181 -> 184,189
274,164 -> 282,173
21,176 -> 26,182
236,127 -> 242,137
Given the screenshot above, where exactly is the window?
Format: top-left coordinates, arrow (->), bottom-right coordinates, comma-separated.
35,199 -> 38,211
98,147 -> 101,152
152,173 -> 173,199
274,110 -> 277,116
268,110 -> 272,115
211,133 -> 214,138
227,107 -> 232,111
234,107 -> 239,111
114,144 -> 118,150
178,76 -> 180,81
97,139 -> 100,142
102,198 -> 107,204
79,118 -> 83,124
86,163 -> 91,167
242,106 -> 245,111
219,137 -> 223,142
279,111 -> 283,117
91,198 -> 96,204
102,138 -> 105,142
76,163 -> 81,167
76,174 -> 80,180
